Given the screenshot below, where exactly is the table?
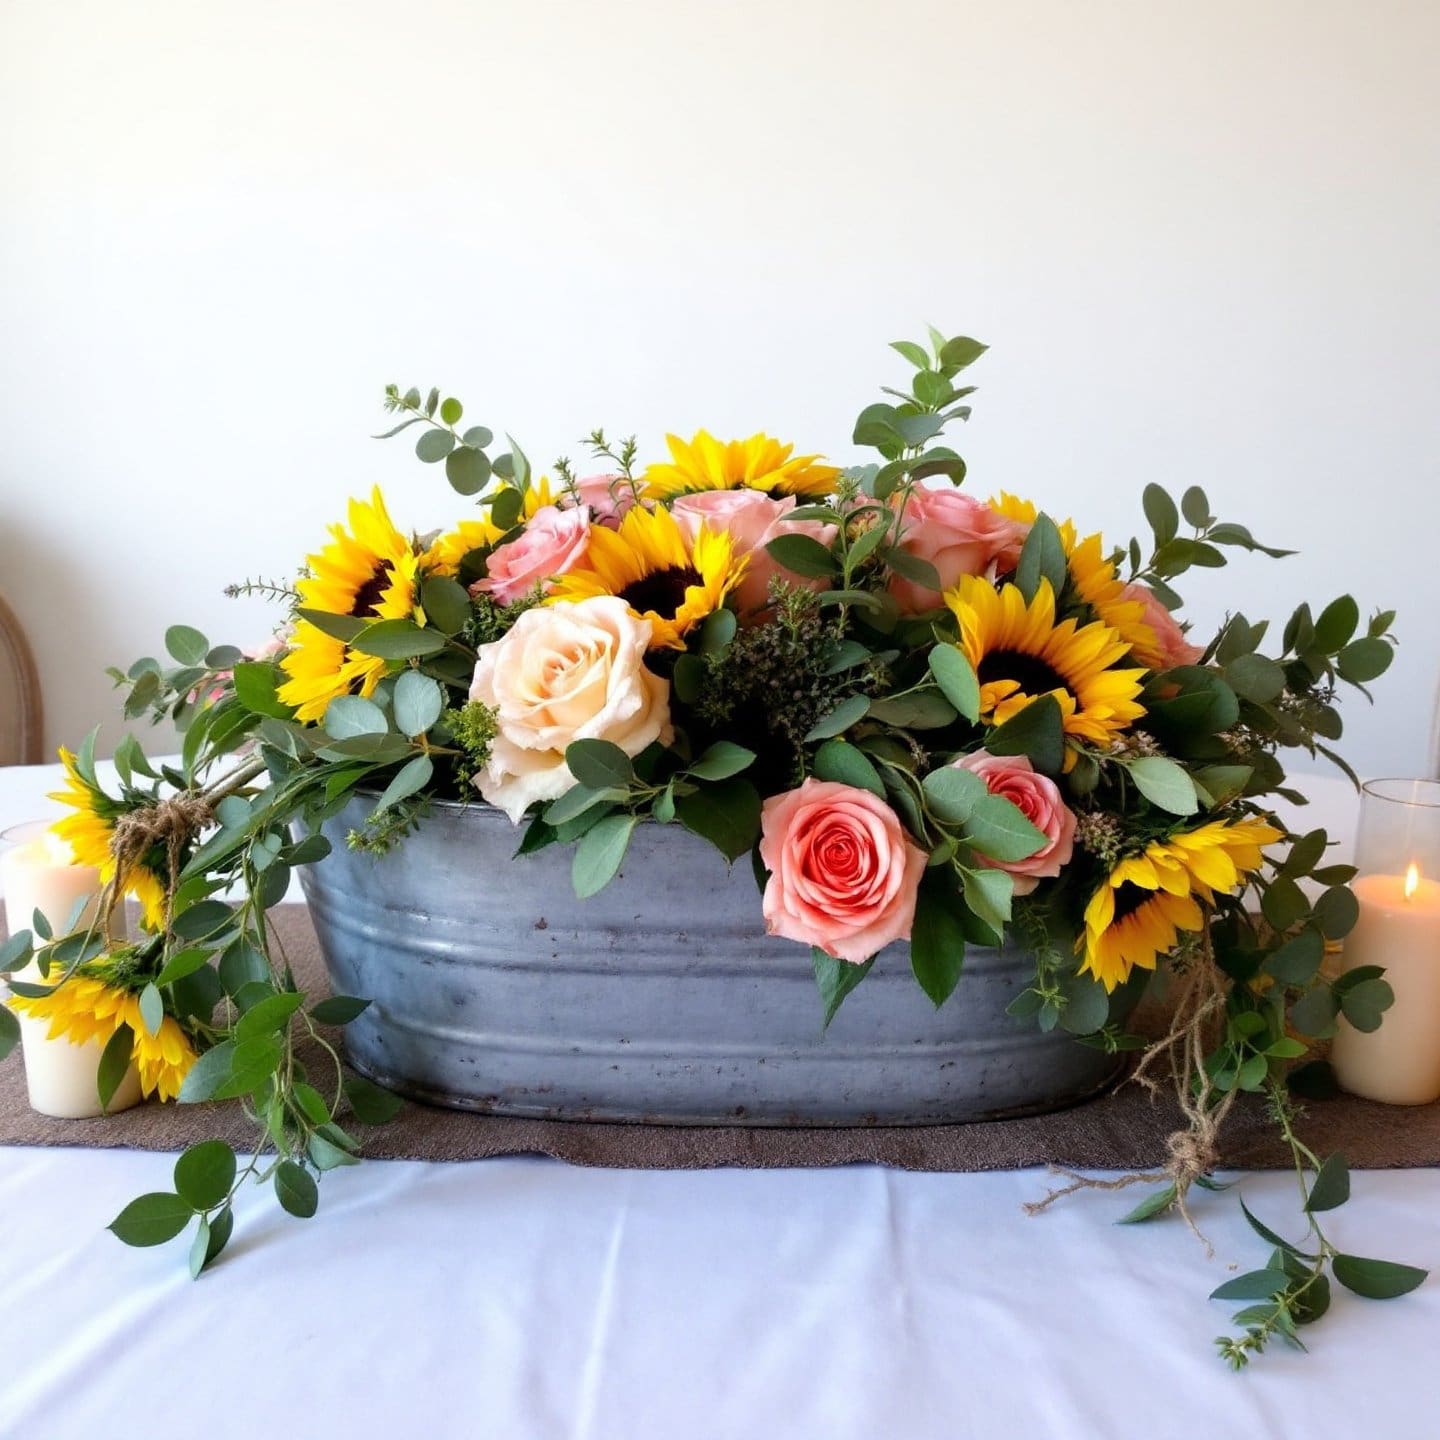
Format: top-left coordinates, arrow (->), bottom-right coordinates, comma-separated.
2,760 -> 1436,1440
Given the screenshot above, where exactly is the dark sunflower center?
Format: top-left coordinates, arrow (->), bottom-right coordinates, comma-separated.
350,563 -> 392,619
1111,882 -> 1152,923
619,566 -> 700,619
977,649 -> 1069,698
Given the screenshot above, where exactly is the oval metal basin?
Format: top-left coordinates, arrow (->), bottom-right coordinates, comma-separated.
300,795 -> 1123,1125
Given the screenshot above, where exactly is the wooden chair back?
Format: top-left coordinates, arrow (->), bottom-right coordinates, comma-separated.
0,591 -> 43,765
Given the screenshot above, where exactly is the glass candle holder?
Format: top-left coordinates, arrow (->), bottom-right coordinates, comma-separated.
1330,779 -> 1440,1104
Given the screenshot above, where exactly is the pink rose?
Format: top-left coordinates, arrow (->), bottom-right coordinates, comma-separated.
561,474 -> 639,529
759,779 -> 927,962
1122,583 -> 1204,671
889,486 -> 1027,612
671,490 -> 837,619
471,504 -> 591,605
950,750 -> 1076,895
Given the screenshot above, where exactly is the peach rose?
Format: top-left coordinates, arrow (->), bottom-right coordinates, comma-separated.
671,489 -> 837,619
469,596 -> 673,821
888,486 -> 1027,613
950,750 -> 1076,895
1123,583 -> 1205,671
759,779 -> 927,962
471,504 -> 591,605
560,474 -> 639,529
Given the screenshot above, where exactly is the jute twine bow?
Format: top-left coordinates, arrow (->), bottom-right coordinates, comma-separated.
1023,935 -> 1238,1255
106,793 -> 215,931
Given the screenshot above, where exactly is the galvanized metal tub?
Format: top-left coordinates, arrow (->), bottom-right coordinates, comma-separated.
299,794 -> 1126,1125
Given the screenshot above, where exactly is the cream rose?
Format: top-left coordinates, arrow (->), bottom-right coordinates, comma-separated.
468,596 -> 673,822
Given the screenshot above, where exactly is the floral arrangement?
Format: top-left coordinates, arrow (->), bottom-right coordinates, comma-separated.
0,329 -> 1422,1363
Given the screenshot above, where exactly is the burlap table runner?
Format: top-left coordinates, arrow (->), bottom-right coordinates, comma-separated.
2,906 -> 1434,1171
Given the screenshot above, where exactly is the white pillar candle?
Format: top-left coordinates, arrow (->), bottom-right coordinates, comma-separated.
1,829 -> 105,943
1331,866 -> 1440,1105
2,827 -> 141,1118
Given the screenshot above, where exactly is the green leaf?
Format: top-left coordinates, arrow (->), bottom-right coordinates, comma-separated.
176,1042 -> 234,1105
1117,1183 -> 1177,1224
232,662 -> 295,719
416,428 -> 456,463
813,740 -> 886,799
1262,930 -> 1325,986
310,995 -> 372,1026
1142,484 -> 1180,546
324,695 -> 389,739
1336,637 -> 1392,684
697,607 -> 738,654
188,1216 -> 213,1280
1261,876 -> 1310,932
687,742 -> 756,782
964,793 -> 1047,862
108,1192 -> 194,1247
675,779 -> 762,862
138,982 -> 164,1037
890,339 -> 931,369
274,1160 -> 319,1219
1332,1254 -> 1428,1299
345,1074 -> 404,1125
445,445 -> 491,496
1305,1154 -> 1351,1213
0,1006 -> 19,1063
804,694 -> 871,742
439,396 -> 463,425
1339,976 -> 1394,1033
0,929 -> 35,974
1313,595 -> 1359,651
392,671 -> 444,737
1210,1268 -> 1290,1301
565,739 -> 636,791
961,866 -> 1013,934
1240,1197 -> 1308,1257
1314,885 -> 1360,940
938,335 -> 987,371
422,576 -> 473,636
985,695 -> 1064,777
921,765 -> 987,825
1226,653 -> 1287,704
1126,756 -> 1200,815
910,880 -> 967,1006
165,624 -> 209,667
572,814 -> 638,898
765,533 -> 838,579
173,1141 -> 237,1211
350,619 -> 448,659
1289,985 -> 1339,1039
1180,485 -> 1211,528
462,424 -> 493,449
879,545 -> 942,591
197,1205 -> 233,1275
210,1034 -> 284,1101
97,1023 -> 135,1111
866,691 -> 957,729
1014,515 -> 1068,605
308,1133 -> 360,1171
812,950 -> 874,1029
544,785 -> 623,826
370,753 -> 433,816
928,645 -> 980,723
233,990 -> 306,1042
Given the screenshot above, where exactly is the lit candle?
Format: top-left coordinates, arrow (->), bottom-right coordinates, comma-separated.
1331,862 -> 1440,1104
2,824 -> 141,1118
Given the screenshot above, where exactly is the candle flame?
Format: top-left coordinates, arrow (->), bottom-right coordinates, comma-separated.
1405,863 -> 1421,900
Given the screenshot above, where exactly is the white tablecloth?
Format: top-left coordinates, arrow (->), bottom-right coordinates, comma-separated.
2,761 -> 1436,1440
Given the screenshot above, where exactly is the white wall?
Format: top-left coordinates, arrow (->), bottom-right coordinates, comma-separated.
2,0 -> 1437,777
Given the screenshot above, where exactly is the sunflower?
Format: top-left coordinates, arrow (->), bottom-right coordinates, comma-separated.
990,495 -> 1168,669
49,749 -> 167,929
545,504 -> 746,649
9,972 -> 198,1101
946,575 -> 1146,751
278,487 -> 426,723
1080,817 -> 1283,990
643,431 -> 840,501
